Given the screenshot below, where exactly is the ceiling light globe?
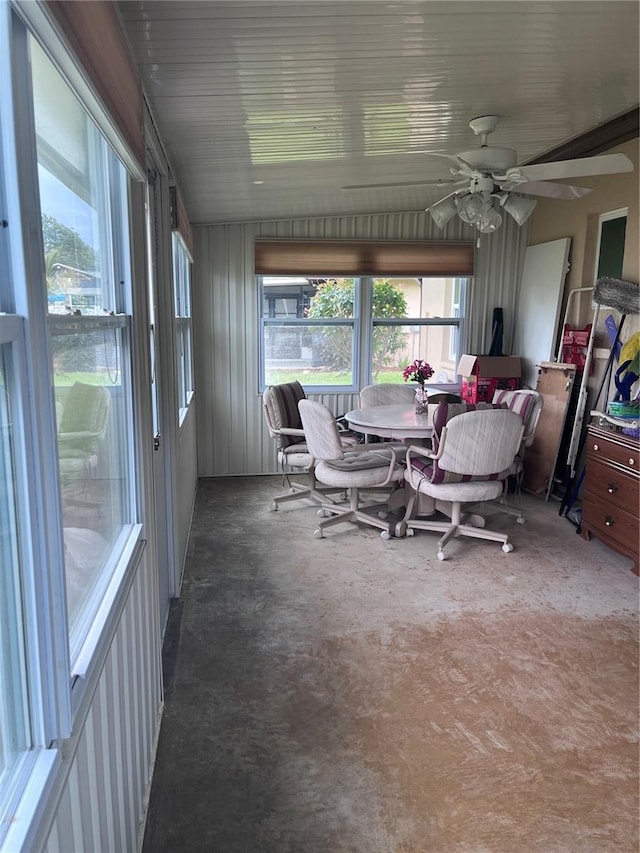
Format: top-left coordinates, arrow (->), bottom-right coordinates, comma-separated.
457,193 -> 484,224
478,206 -> 503,233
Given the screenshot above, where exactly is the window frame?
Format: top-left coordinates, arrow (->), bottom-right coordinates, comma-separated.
258,275 -> 468,393
172,231 -> 194,424
0,5 -> 149,842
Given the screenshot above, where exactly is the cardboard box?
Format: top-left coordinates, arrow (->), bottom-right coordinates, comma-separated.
457,354 -> 521,404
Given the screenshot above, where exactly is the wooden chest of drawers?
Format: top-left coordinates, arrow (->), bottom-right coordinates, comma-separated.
581,425 -> 639,574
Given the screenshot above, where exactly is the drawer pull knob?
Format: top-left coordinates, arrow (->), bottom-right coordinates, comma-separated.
607,483 -> 618,494
629,458 -> 635,466
592,443 -> 599,451
605,515 -> 615,527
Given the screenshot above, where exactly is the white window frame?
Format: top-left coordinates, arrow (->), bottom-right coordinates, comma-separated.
258,275 -> 467,392
0,5 -> 148,843
172,231 -> 194,425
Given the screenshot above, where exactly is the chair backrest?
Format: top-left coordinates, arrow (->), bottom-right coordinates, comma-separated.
359,383 -> 415,407
263,381 -> 306,450
438,408 -> 524,478
491,389 -> 543,447
410,404 -> 522,485
298,399 -> 345,462
58,382 -> 110,451
431,400 -> 505,452
426,392 -> 462,404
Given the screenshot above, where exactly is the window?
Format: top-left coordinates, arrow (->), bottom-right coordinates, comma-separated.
31,37 -> 137,658
259,276 -> 467,390
173,232 -> 194,418
0,322 -> 31,828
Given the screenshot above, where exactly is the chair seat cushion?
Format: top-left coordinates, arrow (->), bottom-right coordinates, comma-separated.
316,449 -> 405,487
405,467 -> 504,501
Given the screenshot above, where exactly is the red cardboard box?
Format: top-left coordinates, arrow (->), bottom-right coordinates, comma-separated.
457,354 -> 521,404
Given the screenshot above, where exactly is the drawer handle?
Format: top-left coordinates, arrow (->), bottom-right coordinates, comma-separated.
592,443 -> 599,451
629,458 -> 636,466
607,482 -> 618,494
604,515 -> 615,527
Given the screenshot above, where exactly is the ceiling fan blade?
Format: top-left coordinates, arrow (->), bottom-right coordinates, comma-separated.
518,152 -> 633,182
342,178 -> 462,191
506,181 -> 593,200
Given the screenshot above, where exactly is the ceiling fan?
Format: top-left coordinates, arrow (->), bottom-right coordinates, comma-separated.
342,115 -> 634,236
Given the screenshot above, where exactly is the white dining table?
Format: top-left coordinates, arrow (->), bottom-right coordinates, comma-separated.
344,403 -> 434,442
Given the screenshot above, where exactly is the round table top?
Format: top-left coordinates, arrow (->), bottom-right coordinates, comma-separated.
344,404 -> 434,440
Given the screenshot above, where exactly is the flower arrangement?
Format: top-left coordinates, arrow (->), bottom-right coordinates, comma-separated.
402,358 -> 434,385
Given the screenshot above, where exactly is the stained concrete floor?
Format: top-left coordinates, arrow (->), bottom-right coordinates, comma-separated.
142,476 -> 638,853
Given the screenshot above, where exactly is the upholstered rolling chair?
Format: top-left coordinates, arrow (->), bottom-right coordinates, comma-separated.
57,382 -> 110,481
396,407 -> 524,559
263,381 -> 356,511
491,389 -> 543,523
298,399 -> 406,539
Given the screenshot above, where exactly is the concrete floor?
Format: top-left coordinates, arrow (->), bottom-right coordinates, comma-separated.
142,476 -> 638,853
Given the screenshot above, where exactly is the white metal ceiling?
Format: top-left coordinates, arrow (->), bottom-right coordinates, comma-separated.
118,1 -> 639,225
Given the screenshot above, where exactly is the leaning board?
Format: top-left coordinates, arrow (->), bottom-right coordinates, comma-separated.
522,362 -> 577,498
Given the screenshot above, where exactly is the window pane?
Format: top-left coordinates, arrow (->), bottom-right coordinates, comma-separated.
264,324 -> 354,386
31,40 -> 114,317
173,235 -> 193,411
372,323 -> 459,383
30,35 -> 135,643
0,345 -> 31,797
52,328 -> 132,631
262,277 -> 356,386
371,277 -> 466,384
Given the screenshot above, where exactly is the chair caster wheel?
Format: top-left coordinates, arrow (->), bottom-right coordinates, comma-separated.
406,528 -> 415,537
380,530 -> 391,540
318,508 -> 330,517
502,542 -> 513,553
314,529 -> 324,539
516,516 -> 525,525
394,522 -> 406,537
270,502 -> 278,512
340,492 -> 348,501
437,550 -> 445,561
378,511 -> 388,520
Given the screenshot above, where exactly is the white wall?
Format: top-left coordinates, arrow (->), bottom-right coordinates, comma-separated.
193,212 -> 528,477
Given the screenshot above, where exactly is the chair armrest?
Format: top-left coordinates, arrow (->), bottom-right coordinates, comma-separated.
274,426 -> 306,438
405,440 -> 441,473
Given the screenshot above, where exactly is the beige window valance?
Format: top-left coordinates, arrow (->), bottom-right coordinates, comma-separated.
254,239 -> 475,277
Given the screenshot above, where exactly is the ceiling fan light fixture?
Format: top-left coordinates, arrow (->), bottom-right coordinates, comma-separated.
478,205 -> 503,233
502,194 -> 538,226
428,195 -> 458,229
456,192 -> 484,224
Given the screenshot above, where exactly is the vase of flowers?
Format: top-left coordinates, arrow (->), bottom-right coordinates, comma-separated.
402,359 -> 434,415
